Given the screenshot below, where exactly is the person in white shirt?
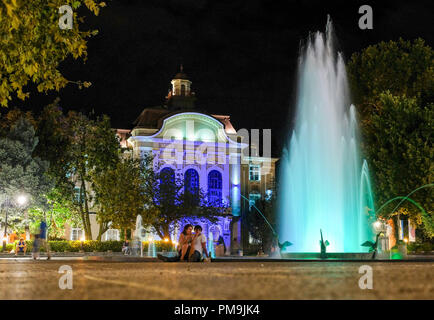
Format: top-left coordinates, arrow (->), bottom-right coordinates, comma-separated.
188,225 -> 209,262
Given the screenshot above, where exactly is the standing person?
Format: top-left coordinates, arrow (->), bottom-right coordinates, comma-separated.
38,221 -> 51,260
189,225 -> 209,262
157,224 -> 193,262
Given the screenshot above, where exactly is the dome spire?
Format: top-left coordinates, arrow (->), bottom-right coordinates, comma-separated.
167,66 -> 195,110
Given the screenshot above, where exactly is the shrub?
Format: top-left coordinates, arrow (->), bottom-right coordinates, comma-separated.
5,240 -> 179,253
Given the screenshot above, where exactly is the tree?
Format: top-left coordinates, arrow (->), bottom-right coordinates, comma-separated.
244,196 -> 277,254
92,154 -> 157,240
144,159 -> 227,239
362,93 -> 433,237
0,108 -> 35,137
348,38 -> 433,112
0,0 -> 106,106
347,39 -> 433,238
35,103 -> 120,240
64,112 -> 120,239
0,117 -> 52,237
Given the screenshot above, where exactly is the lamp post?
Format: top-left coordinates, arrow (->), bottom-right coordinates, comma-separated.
2,196 -> 11,252
2,194 -> 28,252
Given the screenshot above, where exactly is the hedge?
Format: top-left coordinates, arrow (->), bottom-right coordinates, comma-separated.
5,240 -> 177,253
407,242 -> 433,253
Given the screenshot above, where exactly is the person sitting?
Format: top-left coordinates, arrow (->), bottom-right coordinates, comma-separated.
122,240 -> 131,255
15,237 -> 27,256
158,224 -> 193,262
188,225 -> 209,262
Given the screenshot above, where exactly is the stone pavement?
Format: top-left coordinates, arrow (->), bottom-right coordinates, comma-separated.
0,259 -> 432,299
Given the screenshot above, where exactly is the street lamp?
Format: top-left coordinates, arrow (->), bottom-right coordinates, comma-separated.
16,195 -> 28,206
2,196 -> 11,252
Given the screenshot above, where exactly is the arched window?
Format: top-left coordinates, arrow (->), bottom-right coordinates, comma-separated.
184,169 -> 199,196
160,167 -> 175,183
208,170 -> 222,205
158,167 -> 175,204
181,84 -> 186,96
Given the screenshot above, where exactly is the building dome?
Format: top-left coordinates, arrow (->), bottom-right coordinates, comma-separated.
173,65 -> 188,79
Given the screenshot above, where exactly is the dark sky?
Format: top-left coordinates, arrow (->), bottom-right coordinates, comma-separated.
9,0 -> 434,155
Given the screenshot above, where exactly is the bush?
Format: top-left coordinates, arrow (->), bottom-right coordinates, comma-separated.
141,240 -> 176,252
5,240 -> 179,253
407,242 -> 433,253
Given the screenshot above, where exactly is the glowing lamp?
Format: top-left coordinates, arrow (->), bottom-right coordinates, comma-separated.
403,238 -> 408,243
16,194 -> 28,206
164,238 -> 169,242
373,221 -> 382,232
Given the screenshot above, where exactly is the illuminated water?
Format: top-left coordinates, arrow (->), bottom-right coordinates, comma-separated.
278,19 -> 375,252
208,232 -> 216,259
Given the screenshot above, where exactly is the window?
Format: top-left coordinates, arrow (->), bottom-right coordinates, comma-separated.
224,219 -> 230,231
249,164 -> 261,181
249,192 -> 261,211
184,169 -> 199,195
71,228 -> 84,241
74,187 -> 81,203
181,84 -> 186,96
160,167 -> 175,183
158,167 -> 175,204
102,229 -> 120,241
208,170 -> 222,205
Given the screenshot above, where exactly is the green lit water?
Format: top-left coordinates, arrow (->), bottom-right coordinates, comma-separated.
278,19 -> 376,252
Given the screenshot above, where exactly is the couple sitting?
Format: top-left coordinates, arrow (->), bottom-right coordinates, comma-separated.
158,224 -> 209,262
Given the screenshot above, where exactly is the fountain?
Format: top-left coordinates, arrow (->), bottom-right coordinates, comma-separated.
278,17 -> 376,254
208,231 -> 215,259
147,234 -> 156,258
132,215 -> 145,256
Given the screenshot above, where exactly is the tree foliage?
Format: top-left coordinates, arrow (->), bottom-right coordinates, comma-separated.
348,38 -> 434,111
92,154 -> 156,240
144,160 -> 227,239
362,92 -> 433,236
0,117 -> 52,233
347,39 -> 433,237
0,0 -> 106,106
244,196 -> 277,254
35,102 -> 120,239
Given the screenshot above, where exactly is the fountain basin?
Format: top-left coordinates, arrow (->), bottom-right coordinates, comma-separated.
281,252 -> 374,260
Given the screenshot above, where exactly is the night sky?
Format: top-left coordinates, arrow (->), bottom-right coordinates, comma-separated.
8,0 -> 434,156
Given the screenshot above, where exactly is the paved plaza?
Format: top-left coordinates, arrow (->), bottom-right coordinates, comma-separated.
0,258 -> 432,300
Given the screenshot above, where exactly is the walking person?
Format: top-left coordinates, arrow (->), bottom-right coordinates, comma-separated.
32,234 -> 40,260
33,220 -> 51,260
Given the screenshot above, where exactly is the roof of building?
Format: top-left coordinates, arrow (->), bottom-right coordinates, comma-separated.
173,64 -> 189,80
133,106 -> 171,128
173,72 -> 189,80
133,107 -> 236,134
